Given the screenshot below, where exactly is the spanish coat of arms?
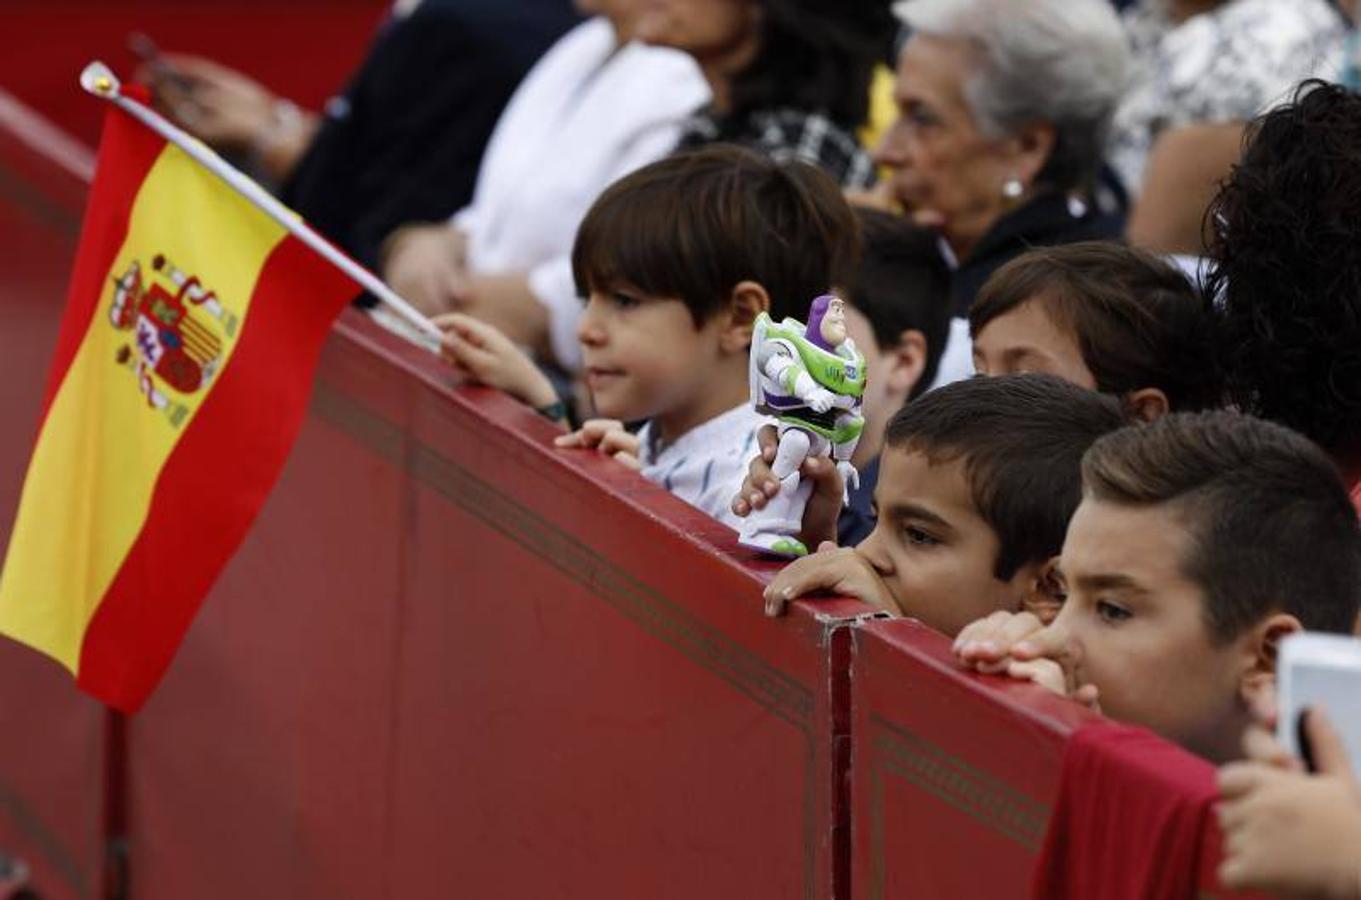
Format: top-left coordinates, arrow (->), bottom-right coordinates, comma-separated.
108,254 -> 238,427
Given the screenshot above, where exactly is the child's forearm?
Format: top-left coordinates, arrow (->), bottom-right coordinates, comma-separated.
433,312 -> 566,425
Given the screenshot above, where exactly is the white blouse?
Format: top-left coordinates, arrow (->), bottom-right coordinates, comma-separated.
452,17 -> 710,370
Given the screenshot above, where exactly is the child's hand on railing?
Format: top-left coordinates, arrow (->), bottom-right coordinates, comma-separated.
761,543 -> 903,618
554,419 -> 641,470
953,612 -> 1100,708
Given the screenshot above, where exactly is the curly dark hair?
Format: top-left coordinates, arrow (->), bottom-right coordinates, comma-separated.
1204,80 -> 1361,456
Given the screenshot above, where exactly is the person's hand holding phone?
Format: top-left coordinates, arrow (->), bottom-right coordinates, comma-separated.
131,34 -> 316,182
143,54 -> 276,152
1218,708 -> 1361,898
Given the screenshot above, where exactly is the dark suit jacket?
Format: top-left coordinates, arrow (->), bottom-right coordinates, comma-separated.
281,0 -> 579,272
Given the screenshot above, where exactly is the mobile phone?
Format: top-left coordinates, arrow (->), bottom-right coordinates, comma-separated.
1277,631 -> 1361,776
127,32 -> 194,92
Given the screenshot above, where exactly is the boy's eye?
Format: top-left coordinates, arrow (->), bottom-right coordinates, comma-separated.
1095,599 -> 1132,624
902,525 -> 939,547
611,291 -> 641,310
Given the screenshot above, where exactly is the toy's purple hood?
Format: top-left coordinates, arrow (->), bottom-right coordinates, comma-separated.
804,294 -> 837,350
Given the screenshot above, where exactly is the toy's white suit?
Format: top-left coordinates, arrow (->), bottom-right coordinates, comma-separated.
739,298 -> 865,557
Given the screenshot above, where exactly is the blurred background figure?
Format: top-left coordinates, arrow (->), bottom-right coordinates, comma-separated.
1118,0 -> 1349,253
879,0 -> 1130,314
379,0 -> 709,371
878,0 -> 1130,388
639,0 -> 895,189
143,0 -> 580,272
1111,0 -> 1347,198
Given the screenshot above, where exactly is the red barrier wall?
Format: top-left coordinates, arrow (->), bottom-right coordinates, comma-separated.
850,620 -> 1089,900
123,312 -> 876,899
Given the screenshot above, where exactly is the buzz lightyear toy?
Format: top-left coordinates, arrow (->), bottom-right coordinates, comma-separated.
739,294 -> 865,557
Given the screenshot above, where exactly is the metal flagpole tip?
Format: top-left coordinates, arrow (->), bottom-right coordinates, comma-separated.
80,61 -> 121,98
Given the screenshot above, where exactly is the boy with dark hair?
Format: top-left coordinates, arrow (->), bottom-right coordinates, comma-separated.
438,145 -> 859,528
956,411 -> 1361,763
568,144 -> 858,328
1205,81 -> 1361,509
969,240 -> 1219,420
762,374 -> 1126,638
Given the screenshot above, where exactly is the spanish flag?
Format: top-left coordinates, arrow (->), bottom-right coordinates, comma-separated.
0,68 -> 370,712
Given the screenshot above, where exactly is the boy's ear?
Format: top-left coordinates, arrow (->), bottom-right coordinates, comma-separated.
1016,556 -> 1065,625
1248,612 -> 1303,674
885,329 -> 929,400
1124,387 -> 1170,422
1238,612 -> 1303,708
721,280 -> 771,353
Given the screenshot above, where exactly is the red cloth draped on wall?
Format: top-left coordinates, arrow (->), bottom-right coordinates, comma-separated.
1031,721 -> 1217,900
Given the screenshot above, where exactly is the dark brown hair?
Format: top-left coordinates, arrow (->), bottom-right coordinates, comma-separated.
729,0 -> 895,129
1083,411 -> 1361,641
969,241 -> 1220,412
571,145 -> 859,326
848,208 -> 952,399
885,373 -> 1127,580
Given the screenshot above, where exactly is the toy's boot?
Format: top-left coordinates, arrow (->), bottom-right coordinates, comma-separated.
738,473 -> 814,558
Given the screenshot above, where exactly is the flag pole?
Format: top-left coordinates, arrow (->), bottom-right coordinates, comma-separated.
79,61 -> 445,343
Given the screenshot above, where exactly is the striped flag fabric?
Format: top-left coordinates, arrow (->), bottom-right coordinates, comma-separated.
0,79 -> 362,712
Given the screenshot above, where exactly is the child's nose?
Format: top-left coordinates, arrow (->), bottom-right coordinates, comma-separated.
858,528 -> 892,575
577,305 -> 606,347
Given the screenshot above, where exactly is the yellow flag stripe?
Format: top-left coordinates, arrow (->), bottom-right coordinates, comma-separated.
0,143 -> 286,672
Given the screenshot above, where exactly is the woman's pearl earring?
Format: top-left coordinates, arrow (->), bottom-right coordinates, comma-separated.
1002,177 -> 1024,200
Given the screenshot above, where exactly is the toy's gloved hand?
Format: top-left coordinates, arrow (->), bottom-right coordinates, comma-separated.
808,388 -> 837,414
835,460 -> 859,501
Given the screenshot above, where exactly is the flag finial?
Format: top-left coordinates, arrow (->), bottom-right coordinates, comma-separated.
80,61 -> 121,98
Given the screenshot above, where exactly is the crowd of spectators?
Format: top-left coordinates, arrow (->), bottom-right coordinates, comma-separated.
144,0 -> 1361,893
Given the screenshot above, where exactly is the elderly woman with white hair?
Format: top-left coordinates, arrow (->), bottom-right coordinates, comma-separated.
875,0 -> 1131,319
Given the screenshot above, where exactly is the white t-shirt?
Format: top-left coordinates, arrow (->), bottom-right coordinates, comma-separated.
636,404 -> 770,531
452,17 -> 710,370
